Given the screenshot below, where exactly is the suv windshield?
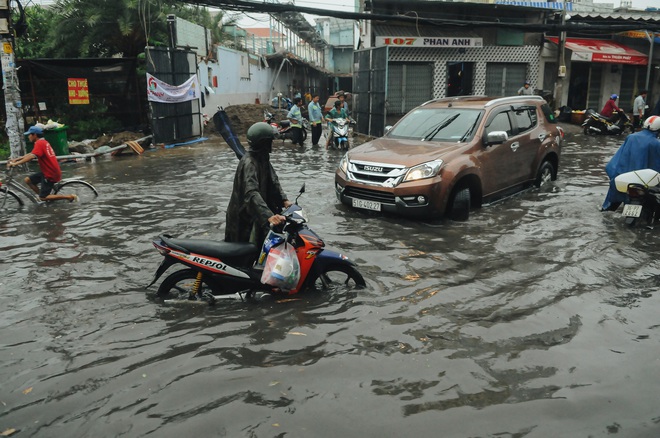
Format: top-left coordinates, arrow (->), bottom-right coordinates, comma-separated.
387,108 -> 482,142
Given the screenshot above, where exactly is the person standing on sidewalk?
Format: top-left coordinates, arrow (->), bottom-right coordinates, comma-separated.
633,90 -> 647,131
307,94 -> 323,146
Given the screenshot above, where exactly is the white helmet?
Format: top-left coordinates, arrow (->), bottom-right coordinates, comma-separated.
643,116 -> 660,132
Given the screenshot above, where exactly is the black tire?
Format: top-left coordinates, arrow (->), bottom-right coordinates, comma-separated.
54,180 -> 98,203
157,269 -> 216,302
306,264 -> 365,291
624,216 -> 637,227
0,187 -> 23,209
301,129 -> 307,142
583,125 -> 591,135
535,161 -> 555,188
448,187 -> 471,221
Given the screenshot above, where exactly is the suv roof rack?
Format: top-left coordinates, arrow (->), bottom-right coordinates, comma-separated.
484,95 -> 544,108
420,95 -> 489,107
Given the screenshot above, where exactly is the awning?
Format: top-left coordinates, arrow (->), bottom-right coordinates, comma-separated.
546,37 -> 648,65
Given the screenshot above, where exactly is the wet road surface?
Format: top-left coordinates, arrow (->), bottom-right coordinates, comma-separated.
1,132 -> 659,437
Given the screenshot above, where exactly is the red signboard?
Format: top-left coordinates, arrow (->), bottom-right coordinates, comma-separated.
68,78 -> 90,104
546,37 -> 648,66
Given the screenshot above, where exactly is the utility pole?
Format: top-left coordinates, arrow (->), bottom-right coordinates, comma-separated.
0,0 -> 26,159
553,0 -> 568,111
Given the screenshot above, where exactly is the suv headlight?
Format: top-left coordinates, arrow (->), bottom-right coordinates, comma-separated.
339,153 -> 349,174
403,160 -> 443,182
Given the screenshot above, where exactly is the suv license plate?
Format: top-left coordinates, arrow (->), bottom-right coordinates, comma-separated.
352,199 -> 381,211
622,204 -> 642,218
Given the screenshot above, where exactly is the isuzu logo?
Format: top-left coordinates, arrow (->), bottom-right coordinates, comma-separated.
363,165 -> 383,172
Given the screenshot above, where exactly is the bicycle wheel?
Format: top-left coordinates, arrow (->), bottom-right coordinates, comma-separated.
54,180 -> 98,203
306,264 -> 365,291
0,187 -> 24,210
157,269 -> 216,302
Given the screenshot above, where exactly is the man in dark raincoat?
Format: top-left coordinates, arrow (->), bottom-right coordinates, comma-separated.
225,122 -> 292,244
601,116 -> 660,211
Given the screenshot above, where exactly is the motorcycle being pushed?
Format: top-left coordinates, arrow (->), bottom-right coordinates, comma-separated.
146,185 -> 365,304
328,117 -> 355,150
264,110 -> 310,143
582,109 -> 633,135
614,168 -> 660,227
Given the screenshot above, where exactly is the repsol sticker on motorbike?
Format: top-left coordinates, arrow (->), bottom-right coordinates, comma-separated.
171,251 -> 250,278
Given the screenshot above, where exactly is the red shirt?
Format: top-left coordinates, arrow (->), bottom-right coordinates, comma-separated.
32,138 -> 62,182
600,99 -> 622,118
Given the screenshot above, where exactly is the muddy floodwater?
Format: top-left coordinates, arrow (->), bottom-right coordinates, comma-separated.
1,132 -> 659,437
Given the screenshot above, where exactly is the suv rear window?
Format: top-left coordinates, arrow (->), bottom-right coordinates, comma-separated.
387,108 -> 482,142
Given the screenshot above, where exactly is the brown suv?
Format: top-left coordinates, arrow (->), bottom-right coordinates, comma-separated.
335,95 -> 563,220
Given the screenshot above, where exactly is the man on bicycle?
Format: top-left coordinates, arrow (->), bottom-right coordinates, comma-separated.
6,126 -> 77,202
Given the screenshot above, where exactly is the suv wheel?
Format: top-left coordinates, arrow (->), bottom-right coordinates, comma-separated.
448,187 -> 471,221
535,161 -> 555,188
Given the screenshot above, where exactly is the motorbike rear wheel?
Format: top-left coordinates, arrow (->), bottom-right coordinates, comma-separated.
306,264 -> 365,291
157,269 -> 217,302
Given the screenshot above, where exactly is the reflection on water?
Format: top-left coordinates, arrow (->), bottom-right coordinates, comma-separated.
1,135 -> 659,437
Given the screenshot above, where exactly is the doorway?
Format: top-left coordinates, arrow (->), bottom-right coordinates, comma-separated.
447,62 -> 474,97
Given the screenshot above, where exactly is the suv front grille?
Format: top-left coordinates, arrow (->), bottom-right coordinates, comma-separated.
348,160 -> 407,185
344,186 -> 396,204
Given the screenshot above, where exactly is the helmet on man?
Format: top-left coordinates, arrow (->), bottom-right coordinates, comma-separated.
610,94 -> 618,100
643,115 -> 660,132
247,122 -> 275,149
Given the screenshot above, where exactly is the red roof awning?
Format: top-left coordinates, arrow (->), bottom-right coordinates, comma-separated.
546,37 -> 648,66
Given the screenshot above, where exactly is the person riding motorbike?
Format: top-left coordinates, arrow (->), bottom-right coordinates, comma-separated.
601,94 -> 624,121
601,115 -> 660,211
225,122 -> 292,244
325,100 -> 349,149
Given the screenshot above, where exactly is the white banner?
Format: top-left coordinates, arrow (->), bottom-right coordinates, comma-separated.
146,73 -> 200,103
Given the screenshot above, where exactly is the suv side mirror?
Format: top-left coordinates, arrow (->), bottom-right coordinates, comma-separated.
384,125 -> 393,134
485,131 -> 508,145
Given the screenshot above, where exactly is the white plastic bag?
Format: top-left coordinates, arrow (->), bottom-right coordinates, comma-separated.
261,242 -> 300,291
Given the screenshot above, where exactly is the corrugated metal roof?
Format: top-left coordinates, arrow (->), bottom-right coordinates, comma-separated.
372,24 -> 479,38
495,2 -> 572,11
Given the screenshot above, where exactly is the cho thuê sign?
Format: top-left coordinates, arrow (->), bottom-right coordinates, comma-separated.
68,78 -> 89,105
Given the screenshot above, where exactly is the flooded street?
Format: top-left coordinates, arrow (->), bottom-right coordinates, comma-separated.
1,131 -> 659,437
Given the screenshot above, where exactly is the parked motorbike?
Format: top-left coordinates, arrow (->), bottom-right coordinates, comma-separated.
582,109 -> 633,135
614,168 -> 660,227
264,110 -> 309,143
328,117 -> 355,150
146,185 -> 365,304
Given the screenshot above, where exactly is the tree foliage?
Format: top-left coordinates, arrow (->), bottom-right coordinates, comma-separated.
14,0 -> 236,59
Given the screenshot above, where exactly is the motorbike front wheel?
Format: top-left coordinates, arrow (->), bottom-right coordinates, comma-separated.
157,269 -> 217,302
306,264 -> 365,291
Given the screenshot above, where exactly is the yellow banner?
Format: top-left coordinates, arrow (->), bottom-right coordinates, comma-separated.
619,31 -> 660,39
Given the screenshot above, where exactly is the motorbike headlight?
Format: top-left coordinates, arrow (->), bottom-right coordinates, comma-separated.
339,153 -> 349,174
403,160 -> 443,182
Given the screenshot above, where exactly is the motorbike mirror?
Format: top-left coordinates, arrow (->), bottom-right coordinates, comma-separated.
295,183 -> 305,205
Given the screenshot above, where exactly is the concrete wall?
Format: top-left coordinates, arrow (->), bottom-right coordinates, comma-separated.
198,46 -> 272,110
